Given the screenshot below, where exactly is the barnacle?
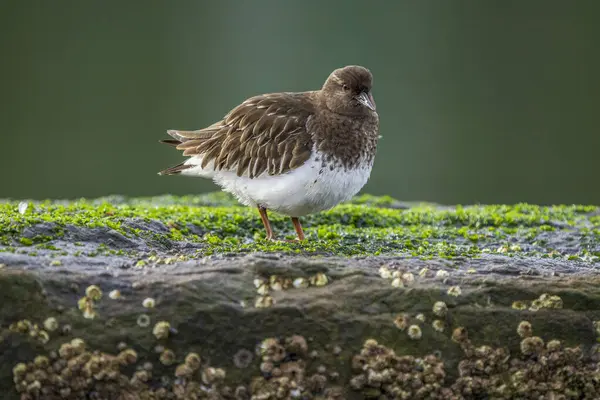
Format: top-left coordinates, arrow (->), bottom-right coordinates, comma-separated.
350,374 -> 367,390
517,321 -> 532,338
235,385 -> 250,399
394,314 -> 410,331
174,363 -> 194,379
159,349 -> 176,366
269,275 -> 284,291
402,272 -> 415,285
292,277 -> 309,289
77,297 -> 91,311
435,270 -> 449,280
309,272 -> 329,287
511,301 -> 527,310
520,336 -> 544,356
432,301 -> 448,317
452,327 -> 468,344
85,285 -> 102,301
538,293 -> 563,308
256,283 -> 269,296
260,338 -> 280,356
408,325 -> 422,340
58,343 -> 75,359
447,286 -> 462,297
253,278 -> 265,288
259,360 -> 274,374
137,314 -> 151,328
529,293 -> 563,311
37,330 -> 50,344
12,363 -> 27,378
202,367 -> 226,385
117,348 -> 138,365
474,345 -> 492,358
284,335 -> 308,356
43,317 -> 58,332
61,324 -> 72,335
70,338 -> 86,354
152,321 -> 171,340
391,277 -> 404,288
10,319 -> 31,333
82,308 -> 97,320
255,295 -> 274,308
142,298 -> 156,308
233,349 -> 254,369
379,265 -> 392,279
184,352 -> 201,371
432,319 -> 445,332
546,339 -> 562,352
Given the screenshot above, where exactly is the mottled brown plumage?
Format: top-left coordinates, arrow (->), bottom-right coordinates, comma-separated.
160,65 -> 377,178
161,93 -> 315,178
159,65 -> 379,241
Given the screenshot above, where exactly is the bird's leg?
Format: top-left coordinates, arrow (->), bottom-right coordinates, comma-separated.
291,217 -> 305,241
257,206 -> 274,241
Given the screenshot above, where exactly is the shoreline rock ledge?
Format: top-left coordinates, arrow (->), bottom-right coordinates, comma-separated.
0,193 -> 599,399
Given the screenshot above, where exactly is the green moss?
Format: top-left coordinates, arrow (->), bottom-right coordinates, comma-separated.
0,194 -> 598,260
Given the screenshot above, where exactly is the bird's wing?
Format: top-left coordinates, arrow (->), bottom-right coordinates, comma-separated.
160,93 -> 316,178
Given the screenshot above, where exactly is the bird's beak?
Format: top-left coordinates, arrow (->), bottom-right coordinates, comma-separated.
357,91 -> 376,111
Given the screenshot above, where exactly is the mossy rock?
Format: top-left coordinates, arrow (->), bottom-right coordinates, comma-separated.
0,193 -> 599,399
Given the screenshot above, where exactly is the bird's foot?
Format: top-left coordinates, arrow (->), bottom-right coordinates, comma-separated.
280,238 -> 303,243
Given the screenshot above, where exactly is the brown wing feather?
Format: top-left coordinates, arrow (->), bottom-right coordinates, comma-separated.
161,92 -> 316,178
159,139 -> 181,147
158,162 -> 194,176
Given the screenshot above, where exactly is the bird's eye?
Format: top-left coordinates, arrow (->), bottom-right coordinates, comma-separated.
342,84 -> 350,91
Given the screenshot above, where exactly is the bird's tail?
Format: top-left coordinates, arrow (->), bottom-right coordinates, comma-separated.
158,129 -> 217,176
157,130 -> 193,175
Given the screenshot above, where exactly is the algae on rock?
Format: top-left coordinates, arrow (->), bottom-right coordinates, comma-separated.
1,193 -> 598,261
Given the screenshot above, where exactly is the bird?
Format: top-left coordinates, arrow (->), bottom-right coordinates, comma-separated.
159,65 -> 379,241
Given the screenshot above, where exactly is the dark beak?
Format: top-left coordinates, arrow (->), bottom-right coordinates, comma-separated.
357,91 -> 376,111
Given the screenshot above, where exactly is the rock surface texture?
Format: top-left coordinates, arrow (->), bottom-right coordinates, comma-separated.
0,193 -> 599,399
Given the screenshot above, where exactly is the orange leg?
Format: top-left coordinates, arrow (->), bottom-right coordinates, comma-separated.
257,206 -> 274,240
291,217 -> 305,241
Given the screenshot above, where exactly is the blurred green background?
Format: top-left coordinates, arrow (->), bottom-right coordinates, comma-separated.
1,0 -> 599,205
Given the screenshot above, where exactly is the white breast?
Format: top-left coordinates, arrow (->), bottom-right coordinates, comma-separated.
181,147 -> 373,217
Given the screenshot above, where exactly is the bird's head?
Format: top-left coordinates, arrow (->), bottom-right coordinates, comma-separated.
321,65 -> 376,116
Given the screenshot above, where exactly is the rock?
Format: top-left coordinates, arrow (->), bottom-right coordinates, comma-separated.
0,194 -> 599,399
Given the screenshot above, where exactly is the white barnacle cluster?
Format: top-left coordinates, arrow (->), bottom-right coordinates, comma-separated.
252,272 -> 331,309
392,300 -> 450,340
378,264 -> 416,288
